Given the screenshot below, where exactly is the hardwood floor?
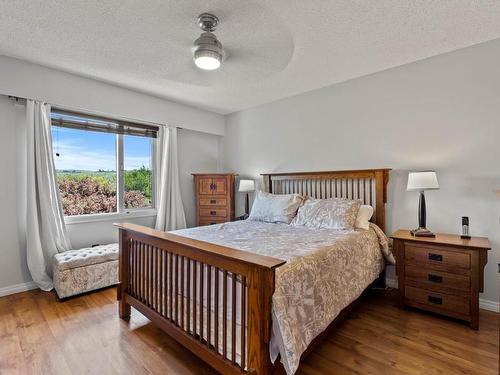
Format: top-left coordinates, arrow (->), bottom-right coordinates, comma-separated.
0,287 -> 497,375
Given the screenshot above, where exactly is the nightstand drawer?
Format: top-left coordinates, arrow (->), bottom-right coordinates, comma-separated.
200,208 -> 228,218
405,245 -> 470,270
405,265 -> 470,292
199,197 -> 227,207
405,286 -> 470,317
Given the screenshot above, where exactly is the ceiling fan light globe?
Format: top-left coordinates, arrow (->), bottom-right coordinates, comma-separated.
194,50 -> 222,70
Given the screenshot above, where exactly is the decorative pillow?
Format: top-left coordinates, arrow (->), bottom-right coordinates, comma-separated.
248,191 -> 304,224
355,205 -> 374,230
292,197 -> 361,230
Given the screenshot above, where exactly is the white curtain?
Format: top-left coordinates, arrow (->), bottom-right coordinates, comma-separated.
155,126 -> 187,231
26,100 -> 72,291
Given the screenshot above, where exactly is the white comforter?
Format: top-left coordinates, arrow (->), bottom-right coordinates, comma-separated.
172,220 -> 393,374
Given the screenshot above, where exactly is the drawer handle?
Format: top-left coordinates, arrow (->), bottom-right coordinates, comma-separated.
428,295 -> 443,305
210,222 -> 216,225
210,199 -> 216,204
428,253 -> 442,261
428,274 -> 443,283
210,211 -> 216,215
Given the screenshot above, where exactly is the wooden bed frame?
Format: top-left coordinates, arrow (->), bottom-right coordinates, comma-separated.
116,168 -> 390,374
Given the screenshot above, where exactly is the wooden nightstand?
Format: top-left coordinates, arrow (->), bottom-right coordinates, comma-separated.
391,230 -> 491,329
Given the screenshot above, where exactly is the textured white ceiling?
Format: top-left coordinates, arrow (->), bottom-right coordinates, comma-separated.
1,1 -> 500,114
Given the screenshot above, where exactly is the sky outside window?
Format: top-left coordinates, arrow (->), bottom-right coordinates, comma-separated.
52,127 -> 151,171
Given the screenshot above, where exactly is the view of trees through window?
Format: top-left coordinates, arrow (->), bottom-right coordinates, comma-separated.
52,125 -> 153,216
124,134 -> 153,209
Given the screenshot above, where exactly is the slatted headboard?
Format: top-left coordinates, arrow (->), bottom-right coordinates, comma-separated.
261,169 -> 391,232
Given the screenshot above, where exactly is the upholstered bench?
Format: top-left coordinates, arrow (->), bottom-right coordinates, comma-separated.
53,243 -> 119,299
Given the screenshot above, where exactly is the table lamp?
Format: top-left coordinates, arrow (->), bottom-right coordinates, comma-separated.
407,171 -> 439,237
238,179 -> 255,219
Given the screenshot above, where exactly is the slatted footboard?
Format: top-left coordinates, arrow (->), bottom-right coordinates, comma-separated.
115,223 -> 285,375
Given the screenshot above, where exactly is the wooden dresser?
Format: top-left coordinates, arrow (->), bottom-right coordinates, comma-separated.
392,230 -> 490,329
193,173 -> 236,227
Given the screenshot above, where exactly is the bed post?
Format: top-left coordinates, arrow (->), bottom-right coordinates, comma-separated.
118,228 -> 131,319
247,266 -> 275,374
263,174 -> 272,193
374,169 -> 388,233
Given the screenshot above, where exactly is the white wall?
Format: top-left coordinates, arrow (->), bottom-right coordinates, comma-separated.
0,87 -> 221,291
0,97 -> 30,290
65,216 -> 156,251
178,129 -> 222,228
0,55 -> 224,136
222,39 -> 500,304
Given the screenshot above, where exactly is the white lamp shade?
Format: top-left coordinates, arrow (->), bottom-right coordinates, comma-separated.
238,179 -> 255,192
407,171 -> 439,191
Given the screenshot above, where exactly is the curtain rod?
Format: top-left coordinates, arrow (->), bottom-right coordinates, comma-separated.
8,95 -> 26,104
7,95 -> 183,130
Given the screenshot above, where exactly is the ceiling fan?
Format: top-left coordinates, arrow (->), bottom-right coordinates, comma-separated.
193,13 -> 225,71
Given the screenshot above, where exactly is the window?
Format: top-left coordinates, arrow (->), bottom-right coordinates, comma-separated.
51,110 -> 158,217
52,126 -> 118,216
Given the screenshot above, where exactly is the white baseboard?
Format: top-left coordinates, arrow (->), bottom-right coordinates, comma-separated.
479,299 -> 500,313
385,277 -> 499,313
0,281 -> 38,297
386,277 -> 398,289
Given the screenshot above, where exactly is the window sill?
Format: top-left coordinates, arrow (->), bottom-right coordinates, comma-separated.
64,209 -> 157,225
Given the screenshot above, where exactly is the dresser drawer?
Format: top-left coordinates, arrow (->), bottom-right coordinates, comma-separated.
405,244 -> 470,270
199,197 -> 227,207
405,286 -> 470,317
405,265 -> 470,292
199,218 -> 226,226
199,208 -> 228,218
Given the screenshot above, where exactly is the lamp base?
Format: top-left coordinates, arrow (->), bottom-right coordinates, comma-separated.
410,227 -> 436,238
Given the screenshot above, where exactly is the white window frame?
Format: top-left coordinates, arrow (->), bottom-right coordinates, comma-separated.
50,110 -> 158,225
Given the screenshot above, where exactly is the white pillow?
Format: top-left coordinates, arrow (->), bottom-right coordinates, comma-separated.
291,197 -> 361,230
248,191 -> 304,224
355,205 -> 374,230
